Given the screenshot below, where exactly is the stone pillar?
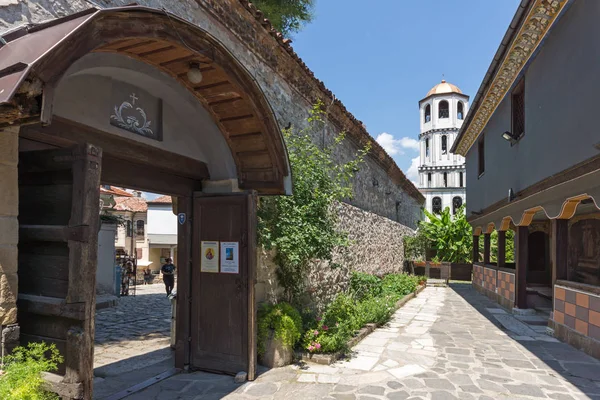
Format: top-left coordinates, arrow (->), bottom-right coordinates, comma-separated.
0,127 -> 20,352
551,219 -> 568,284
483,233 -> 491,264
497,230 -> 506,269
472,235 -> 480,263
515,225 -> 528,309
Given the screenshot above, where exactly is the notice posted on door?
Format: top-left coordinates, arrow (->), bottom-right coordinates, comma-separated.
220,242 -> 239,274
201,241 -> 219,273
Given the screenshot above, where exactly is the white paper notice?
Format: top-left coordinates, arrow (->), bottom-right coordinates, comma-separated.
220,242 -> 239,274
200,241 -> 219,273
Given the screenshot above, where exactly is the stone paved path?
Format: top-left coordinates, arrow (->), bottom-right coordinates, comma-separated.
126,284 -> 600,399
94,283 -> 174,399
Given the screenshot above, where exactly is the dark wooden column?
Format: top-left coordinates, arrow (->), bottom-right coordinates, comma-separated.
497,230 -> 506,269
515,225 -> 529,309
175,195 -> 193,369
552,219 -> 569,283
483,233 -> 491,264
472,235 -> 480,263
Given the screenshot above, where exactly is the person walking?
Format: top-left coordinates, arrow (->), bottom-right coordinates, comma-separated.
161,257 -> 176,296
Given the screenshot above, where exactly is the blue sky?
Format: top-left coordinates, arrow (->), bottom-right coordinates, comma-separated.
290,0 -> 520,183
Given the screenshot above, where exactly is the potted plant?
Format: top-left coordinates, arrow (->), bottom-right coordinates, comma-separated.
257,302 -> 303,368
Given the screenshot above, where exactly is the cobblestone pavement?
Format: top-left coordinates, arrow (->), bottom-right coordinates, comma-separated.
94,283 -> 174,399
128,284 -> 600,400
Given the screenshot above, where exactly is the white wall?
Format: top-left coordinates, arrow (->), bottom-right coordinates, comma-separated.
97,223 -> 117,295
148,205 -> 177,235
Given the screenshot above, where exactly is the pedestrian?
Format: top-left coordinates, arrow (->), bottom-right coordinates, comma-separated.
161,257 -> 176,296
143,268 -> 152,285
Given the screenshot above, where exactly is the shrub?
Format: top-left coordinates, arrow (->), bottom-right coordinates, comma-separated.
257,302 -> 303,356
0,342 -> 63,400
382,274 -> 420,297
349,272 -> 382,300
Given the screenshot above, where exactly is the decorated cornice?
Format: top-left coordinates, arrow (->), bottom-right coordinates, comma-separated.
454,0 -> 569,156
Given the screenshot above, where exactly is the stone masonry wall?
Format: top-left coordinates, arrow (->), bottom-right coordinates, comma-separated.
256,202 -> 414,310
0,126 -> 20,351
0,0 -> 423,228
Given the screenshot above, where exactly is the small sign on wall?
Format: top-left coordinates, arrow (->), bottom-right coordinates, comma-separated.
200,241 -> 219,273
220,242 -> 239,274
110,81 -> 163,141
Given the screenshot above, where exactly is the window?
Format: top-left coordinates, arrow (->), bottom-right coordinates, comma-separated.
459,172 -> 464,187
126,220 -> 132,237
512,79 -> 525,139
453,196 -> 463,215
439,100 -> 449,119
427,173 -> 432,187
457,102 -> 464,120
443,172 -> 448,187
425,138 -> 430,157
136,220 -> 145,237
432,197 -> 442,214
478,136 -> 485,176
441,135 -> 447,155
136,248 -> 143,260
424,104 -> 431,123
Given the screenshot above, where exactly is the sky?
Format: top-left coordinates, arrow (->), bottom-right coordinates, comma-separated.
290,0 -> 521,184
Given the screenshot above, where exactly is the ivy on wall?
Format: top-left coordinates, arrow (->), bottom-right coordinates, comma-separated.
258,101 -> 370,302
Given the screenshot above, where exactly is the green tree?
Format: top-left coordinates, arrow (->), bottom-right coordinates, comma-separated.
420,206 -> 473,263
483,229 -> 515,263
252,0 -> 315,36
258,101 -> 370,302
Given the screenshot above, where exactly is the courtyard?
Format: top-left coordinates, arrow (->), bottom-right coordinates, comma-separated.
121,284 -> 600,400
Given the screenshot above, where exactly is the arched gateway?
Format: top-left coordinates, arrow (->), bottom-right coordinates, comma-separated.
0,6 -> 291,398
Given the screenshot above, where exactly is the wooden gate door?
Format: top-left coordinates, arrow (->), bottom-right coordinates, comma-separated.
18,144 -> 102,399
190,193 -> 257,379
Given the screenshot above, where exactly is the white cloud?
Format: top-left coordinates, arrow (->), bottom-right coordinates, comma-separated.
375,132 -> 419,156
407,156 -> 420,186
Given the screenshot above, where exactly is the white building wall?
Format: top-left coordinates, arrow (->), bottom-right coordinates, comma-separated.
147,205 -> 177,235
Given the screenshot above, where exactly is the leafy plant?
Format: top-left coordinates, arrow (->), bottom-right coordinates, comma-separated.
349,272 -> 382,300
482,229 -> 515,263
99,212 -> 126,226
403,229 -> 429,262
420,206 -> 472,263
258,101 -> 370,302
382,273 -> 420,296
0,342 -> 63,400
252,0 -> 315,36
257,302 -> 303,356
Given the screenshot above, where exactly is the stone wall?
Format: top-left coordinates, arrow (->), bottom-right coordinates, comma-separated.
256,202 -> 414,310
0,126 -> 19,352
0,0 -> 423,228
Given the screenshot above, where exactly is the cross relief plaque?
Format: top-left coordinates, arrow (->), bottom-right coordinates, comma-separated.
110,81 -> 163,141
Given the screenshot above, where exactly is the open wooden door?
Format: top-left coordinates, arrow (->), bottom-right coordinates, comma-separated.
190,193 -> 257,379
18,144 -> 102,399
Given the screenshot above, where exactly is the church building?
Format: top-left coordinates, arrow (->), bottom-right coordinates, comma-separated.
417,80 -> 469,216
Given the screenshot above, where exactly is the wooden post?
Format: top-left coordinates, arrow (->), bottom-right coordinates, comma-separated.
483,233 -> 491,264
174,196 -> 192,369
472,235 -> 480,263
497,230 -> 506,269
515,226 -> 528,309
552,219 -> 568,283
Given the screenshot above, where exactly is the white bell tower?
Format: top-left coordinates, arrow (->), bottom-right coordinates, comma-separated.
417,80 -> 468,217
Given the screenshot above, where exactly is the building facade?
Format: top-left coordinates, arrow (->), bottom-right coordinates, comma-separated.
452,0 -> 600,359
418,80 -> 468,216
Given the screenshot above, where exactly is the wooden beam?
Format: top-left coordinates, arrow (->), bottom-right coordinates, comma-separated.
483,233 -> 491,264
19,225 -> 90,243
175,195 -> 192,369
18,294 -> 86,320
20,117 -> 210,182
552,219 -> 569,283
472,235 -> 480,263
515,226 -> 528,309
497,230 -> 506,269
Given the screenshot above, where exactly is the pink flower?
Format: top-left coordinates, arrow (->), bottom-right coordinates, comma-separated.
313,330 -> 319,336
307,345 -> 314,352
322,325 -> 329,331
315,343 -> 321,349
316,316 -> 322,322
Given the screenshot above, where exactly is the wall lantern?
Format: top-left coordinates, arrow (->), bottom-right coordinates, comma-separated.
502,131 -> 520,144
187,62 -> 203,84
508,188 -> 516,202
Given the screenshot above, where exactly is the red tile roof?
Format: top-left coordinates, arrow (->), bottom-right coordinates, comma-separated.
113,196 -> 147,212
148,195 -> 173,204
100,186 -> 133,197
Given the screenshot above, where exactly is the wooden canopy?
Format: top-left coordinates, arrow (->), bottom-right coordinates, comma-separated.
0,6 -> 290,194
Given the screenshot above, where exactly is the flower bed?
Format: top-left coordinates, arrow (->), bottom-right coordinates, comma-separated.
300,272 -> 426,364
